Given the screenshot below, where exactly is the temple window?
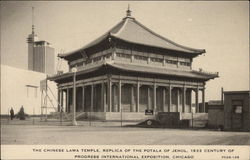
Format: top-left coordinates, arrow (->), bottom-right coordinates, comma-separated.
75,62 -> 83,67
151,57 -> 163,63
134,55 -> 147,61
180,62 -> 191,66
166,59 -> 178,65
93,56 -> 102,62
85,59 -> 92,64
104,53 -> 112,59
116,52 -> 131,59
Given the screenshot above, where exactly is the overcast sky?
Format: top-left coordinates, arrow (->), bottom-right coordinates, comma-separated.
1,1 -> 249,101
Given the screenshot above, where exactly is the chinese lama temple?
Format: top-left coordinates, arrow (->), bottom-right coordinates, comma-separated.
49,8 -> 218,122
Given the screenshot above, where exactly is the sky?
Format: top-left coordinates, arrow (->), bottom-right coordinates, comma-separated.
1,1 -> 249,101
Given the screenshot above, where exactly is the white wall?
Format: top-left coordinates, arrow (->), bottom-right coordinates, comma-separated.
1,65 -> 58,115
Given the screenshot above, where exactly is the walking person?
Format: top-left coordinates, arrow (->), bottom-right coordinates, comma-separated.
10,107 -> 14,120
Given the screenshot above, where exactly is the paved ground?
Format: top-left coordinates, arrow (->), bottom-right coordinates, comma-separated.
1,118 -> 250,145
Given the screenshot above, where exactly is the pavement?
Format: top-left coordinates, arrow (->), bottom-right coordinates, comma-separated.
1,117 -> 250,145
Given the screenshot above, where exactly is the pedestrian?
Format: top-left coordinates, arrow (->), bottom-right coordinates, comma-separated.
10,107 -> 14,120
18,105 -> 25,120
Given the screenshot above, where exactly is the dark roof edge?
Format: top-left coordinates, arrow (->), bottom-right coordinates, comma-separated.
59,17 -> 206,60
107,63 -> 217,80
133,19 -> 206,54
58,20 -> 126,59
224,91 -> 250,94
110,34 -> 202,56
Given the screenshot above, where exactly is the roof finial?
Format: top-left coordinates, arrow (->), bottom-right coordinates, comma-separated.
32,7 -> 35,34
126,4 -> 131,17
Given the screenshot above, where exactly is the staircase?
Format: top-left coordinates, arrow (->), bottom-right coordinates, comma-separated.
50,112 -> 88,121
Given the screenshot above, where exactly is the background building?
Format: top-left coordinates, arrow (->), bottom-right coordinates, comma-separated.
207,100 -> 224,129
1,8 -> 57,116
1,65 -> 57,115
207,90 -> 250,131
27,15 -> 55,75
224,91 -> 250,131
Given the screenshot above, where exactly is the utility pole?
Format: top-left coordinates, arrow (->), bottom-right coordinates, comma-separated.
72,67 -> 77,126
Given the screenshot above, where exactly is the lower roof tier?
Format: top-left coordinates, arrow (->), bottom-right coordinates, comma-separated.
49,62 -> 218,84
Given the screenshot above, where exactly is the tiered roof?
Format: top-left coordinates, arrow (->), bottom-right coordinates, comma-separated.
49,61 -> 218,83
49,8 -> 218,82
59,9 -> 205,60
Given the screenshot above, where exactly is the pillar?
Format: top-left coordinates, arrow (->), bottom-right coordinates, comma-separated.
82,85 -> 85,111
108,80 -> 112,112
136,82 -> 140,112
202,88 -> 205,113
131,85 -> 135,112
182,87 -> 186,113
147,86 -> 151,110
118,81 -> 121,112
112,48 -> 116,60
195,87 -> 199,113
176,89 -> 179,112
101,83 -> 104,112
147,57 -> 150,64
60,90 -> 63,112
131,55 -> 134,63
66,88 -> 69,112
153,84 -> 157,112
113,84 -> 118,112
168,85 -> 172,112
162,87 -> 166,112
189,89 -> 192,113
103,82 -> 107,112
91,84 -> 94,112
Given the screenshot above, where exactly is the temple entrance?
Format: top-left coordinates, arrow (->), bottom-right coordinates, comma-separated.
121,84 -> 136,112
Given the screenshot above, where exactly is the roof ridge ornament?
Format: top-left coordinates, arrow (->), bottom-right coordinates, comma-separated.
123,4 -> 135,20
126,4 -> 132,17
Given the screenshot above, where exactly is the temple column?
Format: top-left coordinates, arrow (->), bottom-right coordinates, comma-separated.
101,83 -> 104,112
162,87 -> 166,112
182,86 -> 186,113
168,85 -> 172,112
91,84 -> 94,112
176,89 -> 179,112
147,86 -> 151,110
103,83 -> 107,112
82,85 -> 85,111
60,89 -> 63,112
113,84 -> 118,112
153,84 -> 157,112
66,88 -> 69,113
195,87 -> 199,113
137,82 -> 140,112
107,79 -> 112,112
189,89 -> 192,113
131,55 -> 134,63
131,85 -> 135,112
202,87 -> 205,113
147,57 -> 151,64
118,81 -> 121,112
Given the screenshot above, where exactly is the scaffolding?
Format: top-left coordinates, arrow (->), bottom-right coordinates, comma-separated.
40,76 -> 69,122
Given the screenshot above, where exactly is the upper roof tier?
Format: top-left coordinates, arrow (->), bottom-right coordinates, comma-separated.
59,9 -> 206,60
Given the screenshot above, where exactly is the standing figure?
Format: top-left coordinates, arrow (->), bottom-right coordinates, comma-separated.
18,105 -> 26,120
10,107 -> 14,120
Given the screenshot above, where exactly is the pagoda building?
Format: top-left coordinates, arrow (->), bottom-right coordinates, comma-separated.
49,8 -> 218,121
